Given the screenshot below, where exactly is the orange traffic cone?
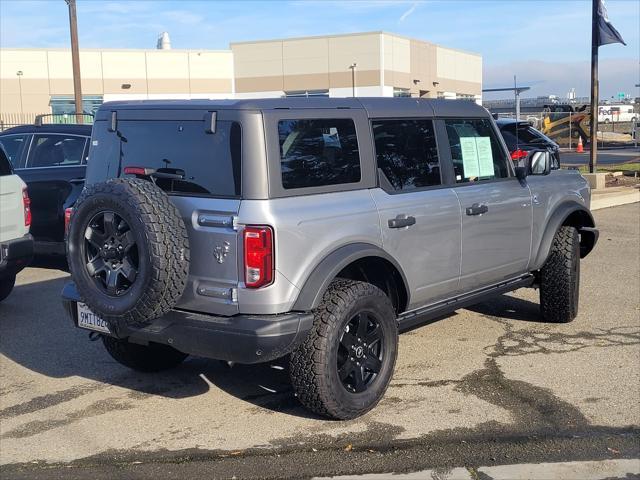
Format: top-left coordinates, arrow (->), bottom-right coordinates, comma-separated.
576,136 -> 584,153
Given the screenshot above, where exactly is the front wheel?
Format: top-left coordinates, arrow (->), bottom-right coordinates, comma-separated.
289,279 -> 398,419
539,226 -> 580,323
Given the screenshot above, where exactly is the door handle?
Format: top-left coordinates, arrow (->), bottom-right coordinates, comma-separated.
465,203 -> 489,216
388,214 -> 416,229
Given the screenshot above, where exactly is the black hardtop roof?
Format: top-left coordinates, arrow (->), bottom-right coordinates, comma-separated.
97,97 -> 488,119
0,123 -> 92,136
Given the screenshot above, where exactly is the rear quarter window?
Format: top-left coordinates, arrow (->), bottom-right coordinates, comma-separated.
0,148 -> 12,176
278,118 -> 361,189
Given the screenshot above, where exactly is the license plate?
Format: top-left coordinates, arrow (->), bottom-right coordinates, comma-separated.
77,303 -> 111,334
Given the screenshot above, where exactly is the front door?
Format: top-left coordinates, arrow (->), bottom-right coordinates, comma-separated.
444,118 -> 532,291
370,118 -> 461,309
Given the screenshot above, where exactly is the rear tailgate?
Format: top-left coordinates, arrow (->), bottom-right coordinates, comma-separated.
0,174 -> 27,243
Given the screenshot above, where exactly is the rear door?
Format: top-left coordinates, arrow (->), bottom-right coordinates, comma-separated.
19,133 -> 87,247
91,109 -> 243,315
369,118 -> 461,308
0,149 -> 26,244
444,118 -> 532,292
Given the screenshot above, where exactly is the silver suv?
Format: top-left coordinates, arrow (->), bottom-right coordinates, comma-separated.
63,98 -> 598,419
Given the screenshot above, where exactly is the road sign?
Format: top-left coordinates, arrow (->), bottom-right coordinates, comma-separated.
617,92 -> 625,100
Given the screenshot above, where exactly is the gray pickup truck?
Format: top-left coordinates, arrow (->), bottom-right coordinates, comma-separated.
63,98 -> 598,419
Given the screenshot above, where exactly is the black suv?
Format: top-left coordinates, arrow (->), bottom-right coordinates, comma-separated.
0,124 -> 92,268
496,118 -> 560,169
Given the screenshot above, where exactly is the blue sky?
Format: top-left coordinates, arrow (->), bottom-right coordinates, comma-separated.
1,0 -> 638,98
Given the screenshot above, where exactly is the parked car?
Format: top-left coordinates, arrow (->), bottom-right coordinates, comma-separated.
62,98 -> 598,419
0,124 -> 91,269
496,118 -> 561,169
0,145 -> 34,302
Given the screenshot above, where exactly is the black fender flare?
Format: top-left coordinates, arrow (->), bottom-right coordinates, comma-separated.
531,201 -> 597,271
292,243 -> 410,311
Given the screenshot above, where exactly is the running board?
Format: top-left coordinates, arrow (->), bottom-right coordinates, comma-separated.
397,274 -> 535,332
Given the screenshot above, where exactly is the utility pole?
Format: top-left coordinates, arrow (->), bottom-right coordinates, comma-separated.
588,0 -> 599,173
514,75 -> 520,121
16,71 -> 24,115
349,63 -> 357,97
65,0 -> 83,124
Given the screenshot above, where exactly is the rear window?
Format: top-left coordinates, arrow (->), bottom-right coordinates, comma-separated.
91,119 -> 241,197
278,118 -> 361,189
0,148 -> 12,176
501,123 -> 552,148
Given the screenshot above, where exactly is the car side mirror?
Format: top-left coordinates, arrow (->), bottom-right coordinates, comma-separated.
527,150 -> 552,176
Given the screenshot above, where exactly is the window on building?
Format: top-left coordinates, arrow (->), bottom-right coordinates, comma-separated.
27,134 -> 87,168
50,95 -> 103,121
372,119 -> 440,191
393,88 -> 411,98
284,90 -> 329,98
278,118 -> 361,189
0,134 -> 30,167
444,119 -> 509,183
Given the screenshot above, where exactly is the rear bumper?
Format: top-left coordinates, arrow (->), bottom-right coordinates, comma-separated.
0,234 -> 33,278
61,282 -> 314,364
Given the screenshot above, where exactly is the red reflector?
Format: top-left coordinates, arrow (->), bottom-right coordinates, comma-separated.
124,166 -> 150,176
64,207 -> 74,236
243,226 -> 274,288
22,188 -> 31,227
510,149 -> 528,161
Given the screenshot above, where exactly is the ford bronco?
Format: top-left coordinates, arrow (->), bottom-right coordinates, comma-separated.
63,98 -> 598,419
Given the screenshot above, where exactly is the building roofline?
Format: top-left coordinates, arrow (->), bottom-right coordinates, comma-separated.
0,47 -> 232,54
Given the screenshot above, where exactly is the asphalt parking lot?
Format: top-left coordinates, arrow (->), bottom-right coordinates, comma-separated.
1,203 -> 639,479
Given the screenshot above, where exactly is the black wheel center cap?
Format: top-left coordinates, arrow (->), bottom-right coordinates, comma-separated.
355,346 -> 365,358
103,248 -> 119,260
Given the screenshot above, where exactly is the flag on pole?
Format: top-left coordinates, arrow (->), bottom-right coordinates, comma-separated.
596,0 -> 626,46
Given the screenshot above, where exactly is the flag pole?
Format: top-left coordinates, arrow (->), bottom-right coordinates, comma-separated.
589,0 -> 599,174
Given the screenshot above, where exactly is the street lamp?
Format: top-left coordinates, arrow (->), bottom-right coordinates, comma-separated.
349,63 -> 357,97
16,71 -> 24,114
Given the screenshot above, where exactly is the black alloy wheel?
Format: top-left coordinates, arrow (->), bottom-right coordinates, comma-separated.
84,210 -> 139,296
337,311 -> 384,393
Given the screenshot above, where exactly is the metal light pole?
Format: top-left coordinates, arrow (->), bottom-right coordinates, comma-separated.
16,71 -> 24,115
349,63 -> 357,97
65,0 -> 83,124
588,0 -> 599,173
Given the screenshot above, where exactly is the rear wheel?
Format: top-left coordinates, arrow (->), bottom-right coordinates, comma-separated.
289,279 -> 398,419
0,275 -> 16,302
539,226 -> 580,323
102,336 -> 188,372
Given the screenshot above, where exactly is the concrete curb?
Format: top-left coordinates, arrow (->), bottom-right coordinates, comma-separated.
591,188 -> 640,210
313,459 -> 640,480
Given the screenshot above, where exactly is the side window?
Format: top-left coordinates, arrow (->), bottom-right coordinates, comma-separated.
28,134 -> 87,168
445,119 -> 509,183
372,119 -> 440,191
278,118 -> 361,189
0,134 -> 30,167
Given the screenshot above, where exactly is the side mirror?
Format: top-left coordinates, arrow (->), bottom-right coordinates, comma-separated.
527,150 -> 552,176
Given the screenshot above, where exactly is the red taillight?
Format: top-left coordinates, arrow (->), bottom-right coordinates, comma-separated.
22,188 -> 31,227
243,226 -> 274,288
124,166 -> 154,176
510,149 -> 528,161
64,207 -> 74,236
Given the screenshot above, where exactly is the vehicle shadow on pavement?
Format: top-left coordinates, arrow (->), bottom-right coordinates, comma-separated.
0,274 -> 318,418
466,293 -> 546,323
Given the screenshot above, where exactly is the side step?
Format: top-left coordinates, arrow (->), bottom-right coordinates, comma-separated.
397,274 -> 535,332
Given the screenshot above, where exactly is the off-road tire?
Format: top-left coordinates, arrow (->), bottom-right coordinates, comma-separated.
539,226 -> 580,323
67,178 -> 189,331
102,336 -> 188,372
289,279 -> 398,420
0,275 -> 16,302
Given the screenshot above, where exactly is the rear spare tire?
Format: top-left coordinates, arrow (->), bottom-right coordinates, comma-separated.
67,178 -> 190,333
